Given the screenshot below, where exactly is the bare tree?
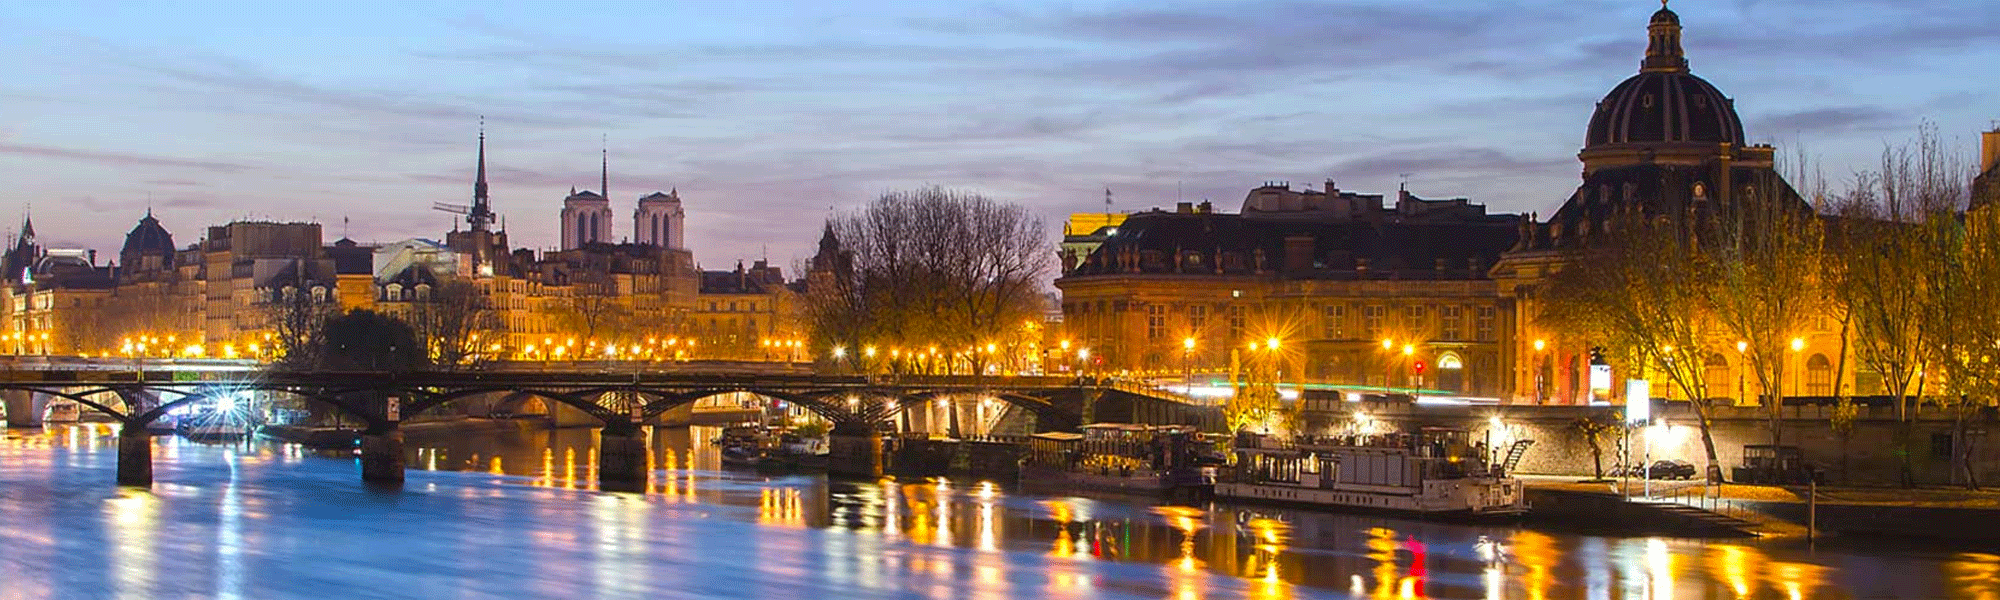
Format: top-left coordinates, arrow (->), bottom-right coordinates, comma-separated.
268,287 -> 335,371
1541,204 -> 1728,483
804,187 -> 1052,374
548,271 -> 631,352
1706,169 -> 1823,449
407,279 -> 497,369
1827,125 -> 1968,486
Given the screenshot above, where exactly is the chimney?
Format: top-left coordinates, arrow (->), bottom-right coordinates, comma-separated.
1197,200 -> 1213,214
1176,201 -> 1194,214
1983,128 -> 2000,173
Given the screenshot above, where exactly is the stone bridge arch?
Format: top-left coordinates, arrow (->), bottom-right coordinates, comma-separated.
635,387 -> 867,431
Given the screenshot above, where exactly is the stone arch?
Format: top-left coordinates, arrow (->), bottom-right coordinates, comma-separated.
1703,353 -> 1733,402
1806,353 -> 1833,396
637,388 -> 857,426
402,387 -> 626,426
884,390 -> 1074,432
131,386 -> 375,431
7,386 -> 145,422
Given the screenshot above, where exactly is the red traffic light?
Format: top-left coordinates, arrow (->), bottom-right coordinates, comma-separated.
1414,360 -> 1426,374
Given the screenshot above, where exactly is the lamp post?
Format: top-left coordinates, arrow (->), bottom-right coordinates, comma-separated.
1182,337 -> 1196,396
1788,336 -> 1805,402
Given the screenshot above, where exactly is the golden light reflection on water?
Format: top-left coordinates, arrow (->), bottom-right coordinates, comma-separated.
54,424 -> 1982,600
104,489 -> 158,600
1708,543 -> 1767,599
1365,527 -> 1402,599
1950,553 -> 2000,600
1511,530 -> 1556,600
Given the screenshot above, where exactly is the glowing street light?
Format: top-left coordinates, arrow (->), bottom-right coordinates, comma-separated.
1790,337 -> 1805,352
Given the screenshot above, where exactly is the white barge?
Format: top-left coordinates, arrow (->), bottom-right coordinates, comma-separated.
1217,427 -> 1529,516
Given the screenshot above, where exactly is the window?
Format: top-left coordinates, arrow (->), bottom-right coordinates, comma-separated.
1363,305 -> 1385,339
1405,305 -> 1427,334
1188,304 -> 1208,334
1440,306 -> 1463,340
1475,306 -> 1496,341
1322,305 -> 1345,339
1146,304 -> 1166,340
1806,354 -> 1833,396
1228,305 -> 1246,339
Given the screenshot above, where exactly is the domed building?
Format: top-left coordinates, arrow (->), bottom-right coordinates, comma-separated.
119,210 -> 176,275
1494,2 -> 1810,404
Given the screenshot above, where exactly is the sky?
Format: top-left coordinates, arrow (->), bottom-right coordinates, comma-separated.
1,0 -> 1996,271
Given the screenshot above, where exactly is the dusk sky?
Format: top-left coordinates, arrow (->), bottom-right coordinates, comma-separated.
1,0 -> 1995,269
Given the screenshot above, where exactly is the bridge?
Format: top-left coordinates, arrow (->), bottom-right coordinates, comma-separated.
0,361 -> 1218,490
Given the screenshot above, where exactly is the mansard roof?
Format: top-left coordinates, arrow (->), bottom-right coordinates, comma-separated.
1064,208 -> 1518,280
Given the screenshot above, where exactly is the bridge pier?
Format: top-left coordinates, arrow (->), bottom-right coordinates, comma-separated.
4,388 -> 43,427
360,428 -> 406,483
117,428 -> 153,487
827,431 -> 884,478
598,426 -> 649,492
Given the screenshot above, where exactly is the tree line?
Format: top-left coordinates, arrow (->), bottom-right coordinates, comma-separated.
1543,124 -> 1988,487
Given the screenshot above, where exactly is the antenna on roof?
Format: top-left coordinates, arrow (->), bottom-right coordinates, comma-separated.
1398,173 -> 1413,192
1104,187 -> 1113,214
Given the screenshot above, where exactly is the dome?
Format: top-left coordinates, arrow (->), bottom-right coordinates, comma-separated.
1582,4 -> 1744,151
120,211 -> 175,259
1584,71 -> 1744,148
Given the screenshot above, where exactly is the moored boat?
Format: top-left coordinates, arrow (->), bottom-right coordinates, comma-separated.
1217,427 -> 1529,517
1020,423 -> 1216,502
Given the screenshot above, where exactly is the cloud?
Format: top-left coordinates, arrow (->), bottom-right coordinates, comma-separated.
0,142 -> 255,172
1750,106 -> 1901,135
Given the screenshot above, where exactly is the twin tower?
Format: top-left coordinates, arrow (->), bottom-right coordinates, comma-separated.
557,149 -> 686,251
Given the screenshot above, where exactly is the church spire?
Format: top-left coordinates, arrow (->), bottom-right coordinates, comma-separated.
600,135 -> 609,202
468,116 -> 495,232
1642,0 -> 1688,73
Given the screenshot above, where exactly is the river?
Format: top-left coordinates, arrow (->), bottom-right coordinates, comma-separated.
0,423 -> 1993,599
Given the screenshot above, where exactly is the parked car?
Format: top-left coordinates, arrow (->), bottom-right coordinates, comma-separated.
1648,460 -> 1698,480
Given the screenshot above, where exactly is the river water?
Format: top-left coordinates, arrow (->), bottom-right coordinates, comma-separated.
0,423 -> 1993,599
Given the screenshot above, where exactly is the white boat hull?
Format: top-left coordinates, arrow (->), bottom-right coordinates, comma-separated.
1217,477 -> 1525,516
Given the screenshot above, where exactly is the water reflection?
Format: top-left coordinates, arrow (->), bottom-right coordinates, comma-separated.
0,424 -> 1989,599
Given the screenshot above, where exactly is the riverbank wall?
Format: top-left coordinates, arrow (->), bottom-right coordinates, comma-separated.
1730,499 -> 2000,541
1335,401 -> 2000,487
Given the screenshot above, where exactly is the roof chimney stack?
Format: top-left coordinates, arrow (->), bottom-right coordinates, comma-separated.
1982,127 -> 2000,173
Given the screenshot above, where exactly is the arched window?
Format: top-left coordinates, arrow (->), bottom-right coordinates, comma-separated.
415,284 -> 431,301
386,283 -> 403,301
576,216 -> 588,246
1807,354 -> 1833,396
1704,353 -> 1732,402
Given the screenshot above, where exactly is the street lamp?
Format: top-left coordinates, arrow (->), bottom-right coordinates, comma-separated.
1789,337 -> 1805,399
1182,337 -> 1196,395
